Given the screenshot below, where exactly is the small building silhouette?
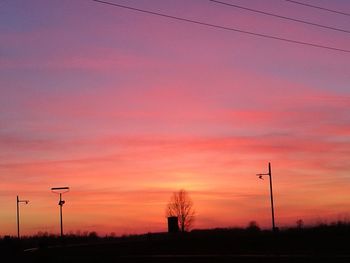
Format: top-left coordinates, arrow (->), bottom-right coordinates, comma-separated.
168,216 -> 179,233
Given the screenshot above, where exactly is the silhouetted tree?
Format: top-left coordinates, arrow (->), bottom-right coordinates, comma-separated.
166,189 -> 195,232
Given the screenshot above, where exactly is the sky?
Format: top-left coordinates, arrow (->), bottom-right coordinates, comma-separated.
0,0 -> 349,236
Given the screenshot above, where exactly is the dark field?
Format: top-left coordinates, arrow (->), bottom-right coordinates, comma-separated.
2,224 -> 350,262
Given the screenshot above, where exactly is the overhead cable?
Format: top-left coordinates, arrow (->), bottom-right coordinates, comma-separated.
285,0 -> 350,17
92,0 -> 350,53
210,0 -> 350,34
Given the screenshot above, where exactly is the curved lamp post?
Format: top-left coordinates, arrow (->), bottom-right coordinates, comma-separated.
17,195 -> 29,239
256,162 -> 276,232
51,187 -> 69,237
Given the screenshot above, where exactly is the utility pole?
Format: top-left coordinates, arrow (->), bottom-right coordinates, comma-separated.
256,162 -> 276,232
51,187 -> 69,237
59,193 -> 64,236
16,195 -> 29,239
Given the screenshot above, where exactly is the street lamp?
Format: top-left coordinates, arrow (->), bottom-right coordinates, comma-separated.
51,187 -> 69,237
256,162 -> 276,232
16,195 -> 29,239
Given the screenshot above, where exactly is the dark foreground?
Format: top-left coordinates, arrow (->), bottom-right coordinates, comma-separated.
2,224 -> 350,262
15,252 -> 350,263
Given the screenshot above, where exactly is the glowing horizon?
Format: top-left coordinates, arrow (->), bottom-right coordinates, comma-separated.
1,0 -> 349,236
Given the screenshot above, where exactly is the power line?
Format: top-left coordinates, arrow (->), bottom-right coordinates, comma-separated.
92,0 -> 350,53
285,0 -> 350,17
210,0 -> 350,34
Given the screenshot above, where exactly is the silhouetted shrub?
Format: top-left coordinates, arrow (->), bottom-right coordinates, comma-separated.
246,221 -> 260,232
88,231 -> 98,239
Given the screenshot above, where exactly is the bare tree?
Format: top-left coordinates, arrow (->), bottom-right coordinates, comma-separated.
166,189 -> 195,232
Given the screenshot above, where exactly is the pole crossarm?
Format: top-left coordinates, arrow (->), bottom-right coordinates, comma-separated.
51,187 -> 70,194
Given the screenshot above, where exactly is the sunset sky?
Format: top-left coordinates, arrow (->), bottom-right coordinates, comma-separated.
1,0 -> 349,236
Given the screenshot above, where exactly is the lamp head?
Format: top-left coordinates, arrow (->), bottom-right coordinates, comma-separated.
256,174 -> 264,180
